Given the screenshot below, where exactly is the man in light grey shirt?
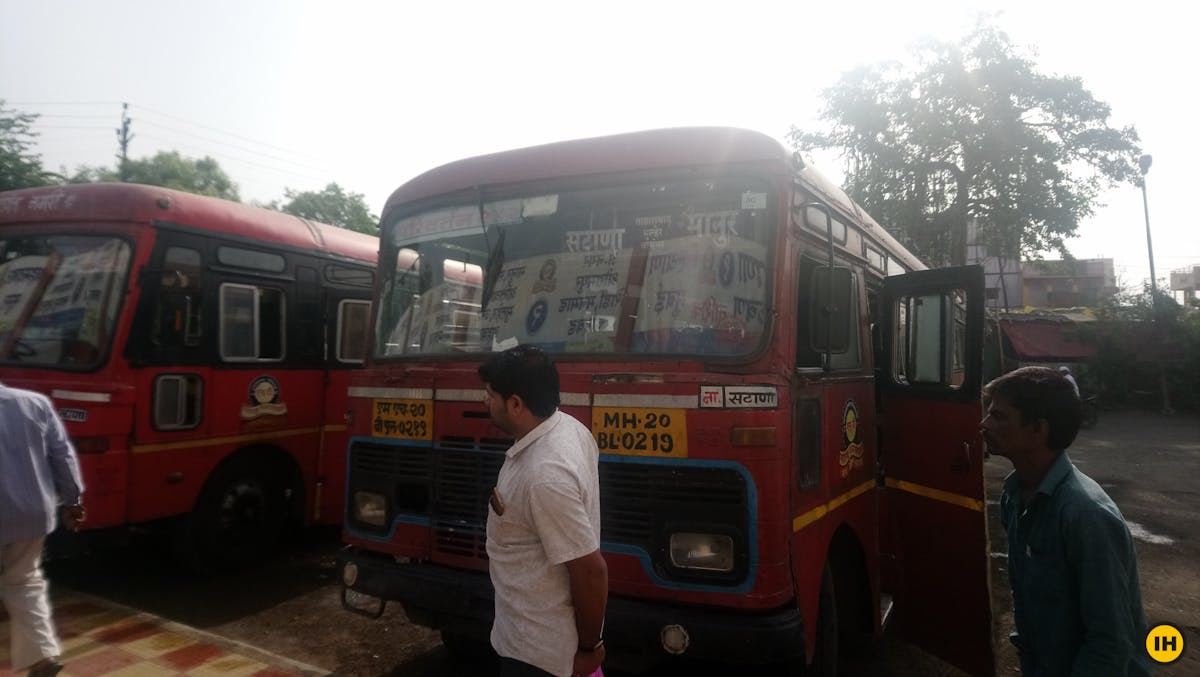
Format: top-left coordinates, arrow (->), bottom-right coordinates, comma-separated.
1,382 -> 85,677
480,346 -> 607,677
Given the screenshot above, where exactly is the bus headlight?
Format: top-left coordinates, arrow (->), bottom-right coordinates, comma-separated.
669,532 -> 734,572
354,491 -> 387,526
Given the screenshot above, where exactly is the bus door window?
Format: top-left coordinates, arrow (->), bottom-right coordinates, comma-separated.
891,290 -> 968,388
796,257 -> 861,371
219,283 -> 285,361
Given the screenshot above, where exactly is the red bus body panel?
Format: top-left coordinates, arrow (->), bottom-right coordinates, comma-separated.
0,183 -> 377,537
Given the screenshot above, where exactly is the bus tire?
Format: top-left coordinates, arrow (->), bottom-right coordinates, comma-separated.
808,563 -> 839,677
783,563 -> 838,677
180,455 -> 288,574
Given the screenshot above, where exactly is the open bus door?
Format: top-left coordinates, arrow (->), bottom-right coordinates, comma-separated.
879,265 -> 994,676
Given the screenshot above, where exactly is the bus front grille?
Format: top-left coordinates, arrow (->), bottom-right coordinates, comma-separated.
348,439 -> 750,573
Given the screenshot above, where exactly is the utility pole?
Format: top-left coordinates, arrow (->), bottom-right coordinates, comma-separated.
116,102 -> 133,181
1139,153 -> 1173,415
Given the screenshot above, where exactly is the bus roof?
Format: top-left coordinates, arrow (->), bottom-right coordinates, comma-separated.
383,126 -> 792,215
382,126 -> 926,272
0,183 -> 378,264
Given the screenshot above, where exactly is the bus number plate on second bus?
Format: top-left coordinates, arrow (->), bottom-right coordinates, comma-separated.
372,399 -> 433,440
592,407 -> 687,457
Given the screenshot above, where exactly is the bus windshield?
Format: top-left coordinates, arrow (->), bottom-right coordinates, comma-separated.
375,177 -> 775,359
0,233 -> 132,368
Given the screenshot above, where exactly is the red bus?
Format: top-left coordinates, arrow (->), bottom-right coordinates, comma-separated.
338,128 -> 993,675
0,183 -> 377,571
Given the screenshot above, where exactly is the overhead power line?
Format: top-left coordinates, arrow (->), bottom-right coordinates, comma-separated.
130,103 -> 330,164
136,119 -> 329,173
9,101 -> 123,107
136,132 -> 329,182
16,100 -> 331,166
30,114 -> 115,120
17,99 -> 342,193
31,124 -> 112,131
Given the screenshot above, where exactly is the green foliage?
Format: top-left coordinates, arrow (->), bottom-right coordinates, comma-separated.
1088,284 -> 1199,411
113,151 -> 240,200
1,100 -> 50,191
65,164 -> 117,184
273,183 -> 378,235
789,21 -> 1142,267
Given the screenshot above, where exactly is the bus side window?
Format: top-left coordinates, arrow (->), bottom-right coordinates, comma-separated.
157,246 -> 203,348
219,283 -> 285,362
336,299 -> 371,363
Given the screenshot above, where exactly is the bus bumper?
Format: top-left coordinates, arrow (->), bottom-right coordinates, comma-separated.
339,547 -> 806,669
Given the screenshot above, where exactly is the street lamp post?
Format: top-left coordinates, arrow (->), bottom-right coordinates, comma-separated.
1139,154 -> 1158,300
1138,154 -> 1173,415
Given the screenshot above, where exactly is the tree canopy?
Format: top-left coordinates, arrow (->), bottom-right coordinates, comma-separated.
273,182 -> 378,234
789,22 -> 1142,267
1,100 -> 50,191
81,151 -> 241,201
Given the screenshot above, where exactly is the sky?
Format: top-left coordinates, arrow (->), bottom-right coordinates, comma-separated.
2,0 -> 1194,292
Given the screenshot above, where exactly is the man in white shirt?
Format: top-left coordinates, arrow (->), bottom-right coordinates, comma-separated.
1,382 -> 86,677
480,346 -> 607,677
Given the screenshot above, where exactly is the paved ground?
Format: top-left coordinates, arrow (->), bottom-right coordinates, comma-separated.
0,591 -> 326,677
23,409 -> 1199,676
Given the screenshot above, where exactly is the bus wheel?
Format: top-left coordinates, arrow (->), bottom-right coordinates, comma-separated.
181,457 -> 286,573
783,564 -> 838,677
808,564 -> 839,677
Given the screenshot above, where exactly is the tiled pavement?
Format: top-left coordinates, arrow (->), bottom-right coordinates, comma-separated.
0,591 -> 328,677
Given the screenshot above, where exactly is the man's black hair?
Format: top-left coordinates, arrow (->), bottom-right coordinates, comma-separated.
983,365 -> 1082,451
477,345 -> 560,418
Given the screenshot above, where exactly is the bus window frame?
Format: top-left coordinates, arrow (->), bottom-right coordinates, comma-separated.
0,230 -> 134,372
218,281 -> 287,363
152,372 -> 204,431
374,171 -> 780,363
336,298 -> 371,364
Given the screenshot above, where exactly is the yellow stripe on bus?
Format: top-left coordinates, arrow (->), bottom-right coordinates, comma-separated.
131,425 -> 346,454
791,477 -> 984,533
792,480 -> 875,532
884,478 -> 985,512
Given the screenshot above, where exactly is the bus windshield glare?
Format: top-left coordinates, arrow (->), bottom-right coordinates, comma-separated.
375,177 -> 775,358
0,234 -> 132,368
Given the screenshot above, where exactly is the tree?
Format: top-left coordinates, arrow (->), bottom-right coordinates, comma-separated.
1,100 -> 50,191
88,151 -> 241,201
273,183 -> 378,235
789,22 -> 1142,267
125,151 -> 240,200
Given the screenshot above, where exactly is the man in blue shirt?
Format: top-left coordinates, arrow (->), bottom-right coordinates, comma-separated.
1,382 -> 85,677
982,366 -> 1152,676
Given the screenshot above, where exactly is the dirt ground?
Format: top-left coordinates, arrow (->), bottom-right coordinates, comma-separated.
45,409 -> 1198,676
